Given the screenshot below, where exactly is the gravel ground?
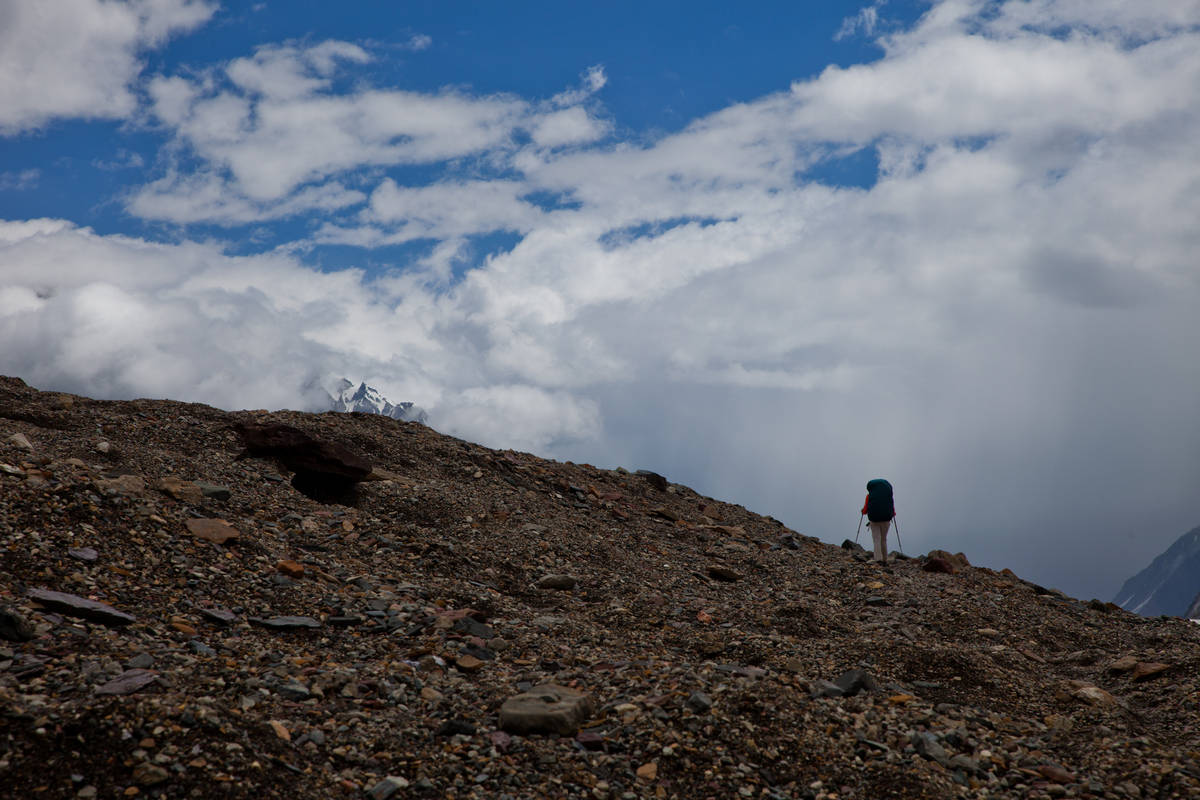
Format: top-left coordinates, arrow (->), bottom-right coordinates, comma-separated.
2,375 -> 1199,800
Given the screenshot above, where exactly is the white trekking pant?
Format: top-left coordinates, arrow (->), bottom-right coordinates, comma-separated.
869,520 -> 890,562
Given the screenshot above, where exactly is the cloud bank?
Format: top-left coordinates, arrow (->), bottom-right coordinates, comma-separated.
2,0 -> 1200,602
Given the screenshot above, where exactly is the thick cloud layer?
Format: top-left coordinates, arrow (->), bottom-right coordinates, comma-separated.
2,1 -> 1199,602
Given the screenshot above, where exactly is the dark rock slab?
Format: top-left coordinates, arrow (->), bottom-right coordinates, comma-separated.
499,684 -> 594,735
25,589 -> 135,627
196,482 -> 232,500
95,669 -> 159,696
249,615 -> 321,630
67,547 -> 98,562
198,607 -> 238,626
636,470 -> 668,491
232,422 -> 371,480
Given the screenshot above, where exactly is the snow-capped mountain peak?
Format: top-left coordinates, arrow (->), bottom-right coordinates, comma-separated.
326,379 -> 428,424
1113,524 -> 1200,618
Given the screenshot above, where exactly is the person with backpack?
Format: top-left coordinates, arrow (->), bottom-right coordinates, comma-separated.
861,478 -> 895,563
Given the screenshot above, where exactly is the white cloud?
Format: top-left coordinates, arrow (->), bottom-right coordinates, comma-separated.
132,48 -> 610,225
0,0 -> 216,134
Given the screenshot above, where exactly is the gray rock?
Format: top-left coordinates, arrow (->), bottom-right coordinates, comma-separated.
0,607 -> 35,642
686,691 -> 713,713
366,776 -> 409,800
811,680 -> 845,699
125,652 -> 154,670
196,482 -> 232,500
278,680 -> 311,700
834,668 -> 880,696
25,589 -> 135,627
67,547 -> 98,562
187,640 -> 216,656
499,684 -> 594,735
911,731 -> 952,767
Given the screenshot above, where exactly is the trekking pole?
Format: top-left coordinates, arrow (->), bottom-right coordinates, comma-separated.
893,515 -> 903,554
855,513 -> 863,544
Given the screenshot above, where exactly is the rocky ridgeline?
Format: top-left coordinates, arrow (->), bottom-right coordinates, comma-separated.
1,375 -> 1199,800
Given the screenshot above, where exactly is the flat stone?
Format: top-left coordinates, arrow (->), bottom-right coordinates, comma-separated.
93,475 -> 145,495
912,732 -> 951,767
0,607 -> 35,642
185,518 -> 240,544
455,654 -> 485,673
811,680 -> 844,699
686,691 -> 713,713
248,616 -> 321,630
95,669 -> 159,696
499,683 -> 594,735
1038,764 -> 1077,784
26,588 -> 135,627
67,547 -> 98,563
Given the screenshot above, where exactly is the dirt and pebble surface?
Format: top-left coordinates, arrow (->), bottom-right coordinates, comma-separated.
2,374 -> 1200,800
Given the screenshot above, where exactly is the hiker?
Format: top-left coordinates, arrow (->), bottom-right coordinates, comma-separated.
861,478 -> 895,563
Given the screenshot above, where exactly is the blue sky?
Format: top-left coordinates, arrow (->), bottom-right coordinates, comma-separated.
2,0 -> 1200,604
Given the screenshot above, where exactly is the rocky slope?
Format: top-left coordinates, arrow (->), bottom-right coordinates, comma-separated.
1112,525 -> 1200,618
2,375 -> 1200,800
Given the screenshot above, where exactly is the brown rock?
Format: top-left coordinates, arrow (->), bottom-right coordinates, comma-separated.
159,476 -> 204,503
1132,662 -> 1170,681
455,654 -> 484,673
1108,655 -> 1139,673
636,762 -> 658,781
93,474 -> 145,495
131,763 -> 170,786
923,557 -> 957,574
1038,764 -> 1076,784
185,518 -> 240,544
276,559 -> 305,578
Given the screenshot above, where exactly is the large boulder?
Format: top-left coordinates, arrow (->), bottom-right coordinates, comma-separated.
231,422 -> 372,502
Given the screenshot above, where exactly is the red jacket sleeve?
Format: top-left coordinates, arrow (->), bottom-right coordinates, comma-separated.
861,495 -> 869,515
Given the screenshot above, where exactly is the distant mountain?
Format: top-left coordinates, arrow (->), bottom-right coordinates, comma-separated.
325,379 -> 428,424
1113,524 -> 1200,617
